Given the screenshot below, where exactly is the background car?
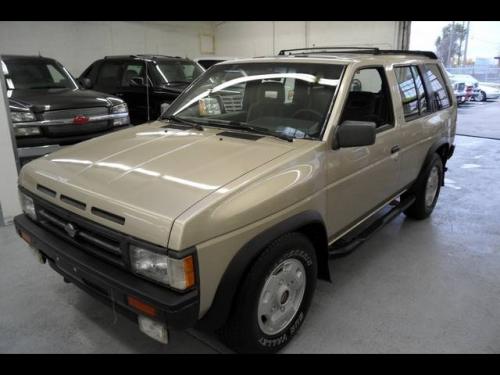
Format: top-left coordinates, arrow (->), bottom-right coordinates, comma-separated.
79,55 -> 204,125
449,73 -> 481,101
476,82 -> 500,101
194,56 -> 238,70
448,74 -> 469,104
1,54 -> 130,165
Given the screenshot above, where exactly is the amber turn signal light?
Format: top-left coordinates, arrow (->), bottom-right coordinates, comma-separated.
127,295 -> 157,317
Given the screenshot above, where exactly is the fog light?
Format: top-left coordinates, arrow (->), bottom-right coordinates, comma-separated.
15,126 -> 41,137
113,116 -> 130,126
138,315 -> 168,344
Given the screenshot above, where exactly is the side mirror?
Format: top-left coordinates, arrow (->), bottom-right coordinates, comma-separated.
130,76 -> 145,87
160,102 -> 170,116
336,120 -> 376,148
78,77 -> 92,89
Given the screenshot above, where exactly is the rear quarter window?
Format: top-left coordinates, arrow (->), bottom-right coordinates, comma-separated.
422,64 -> 451,111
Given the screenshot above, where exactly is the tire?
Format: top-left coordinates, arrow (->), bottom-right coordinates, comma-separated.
479,90 -> 487,102
218,232 -> 317,353
403,153 -> 443,220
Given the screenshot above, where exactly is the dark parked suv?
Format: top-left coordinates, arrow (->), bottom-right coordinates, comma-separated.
2,55 -> 130,164
79,55 -> 204,125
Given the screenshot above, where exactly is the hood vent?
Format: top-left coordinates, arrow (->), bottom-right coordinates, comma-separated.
91,207 -> 125,225
37,184 -> 56,198
60,195 -> 86,210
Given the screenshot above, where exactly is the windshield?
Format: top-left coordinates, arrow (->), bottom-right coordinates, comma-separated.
164,62 -> 345,140
2,59 -> 78,90
155,60 -> 204,85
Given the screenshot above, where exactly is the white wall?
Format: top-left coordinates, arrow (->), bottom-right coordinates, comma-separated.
0,68 -> 21,225
0,21 -> 215,76
215,21 -> 408,57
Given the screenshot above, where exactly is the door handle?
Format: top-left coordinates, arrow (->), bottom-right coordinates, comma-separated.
391,145 -> 400,154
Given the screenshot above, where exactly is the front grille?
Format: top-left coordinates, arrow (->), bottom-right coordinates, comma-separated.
42,107 -> 110,136
36,204 -> 127,268
220,94 -> 243,112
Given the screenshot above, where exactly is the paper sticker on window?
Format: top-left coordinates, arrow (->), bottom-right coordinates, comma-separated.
265,90 -> 278,99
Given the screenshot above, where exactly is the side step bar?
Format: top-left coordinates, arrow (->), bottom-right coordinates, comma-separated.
328,195 -> 416,257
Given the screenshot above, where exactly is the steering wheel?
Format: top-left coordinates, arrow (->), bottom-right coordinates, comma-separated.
292,109 -> 323,123
292,109 -> 324,138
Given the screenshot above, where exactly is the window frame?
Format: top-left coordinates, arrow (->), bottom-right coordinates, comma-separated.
337,65 -> 395,135
420,63 -> 452,112
393,65 -> 422,122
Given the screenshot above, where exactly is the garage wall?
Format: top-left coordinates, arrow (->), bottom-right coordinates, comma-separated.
0,21 -> 215,76
214,21 -> 409,57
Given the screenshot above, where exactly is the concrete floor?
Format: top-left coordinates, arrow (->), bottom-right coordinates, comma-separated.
1,101 -> 500,353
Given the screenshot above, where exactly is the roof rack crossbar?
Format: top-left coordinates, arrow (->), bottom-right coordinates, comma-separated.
278,47 -> 437,60
278,47 -> 380,56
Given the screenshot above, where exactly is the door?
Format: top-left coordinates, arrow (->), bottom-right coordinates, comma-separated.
117,61 -> 149,125
394,64 -> 452,187
93,60 -> 149,125
325,66 -> 401,240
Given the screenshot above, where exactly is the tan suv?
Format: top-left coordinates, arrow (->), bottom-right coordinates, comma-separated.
14,47 -> 456,353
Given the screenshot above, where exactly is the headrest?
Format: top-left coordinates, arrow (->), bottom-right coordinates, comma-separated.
257,81 -> 285,102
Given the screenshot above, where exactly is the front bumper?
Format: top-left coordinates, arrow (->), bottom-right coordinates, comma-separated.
14,214 -> 199,330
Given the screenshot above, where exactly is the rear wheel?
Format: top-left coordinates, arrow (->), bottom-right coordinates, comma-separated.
404,153 -> 443,220
219,232 -> 317,353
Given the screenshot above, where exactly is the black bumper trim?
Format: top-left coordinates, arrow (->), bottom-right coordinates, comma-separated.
14,214 -> 199,329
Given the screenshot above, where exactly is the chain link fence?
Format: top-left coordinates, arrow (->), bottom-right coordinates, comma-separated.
447,66 -> 500,83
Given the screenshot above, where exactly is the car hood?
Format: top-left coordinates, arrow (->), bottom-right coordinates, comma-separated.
19,122 -> 295,246
8,88 -> 122,112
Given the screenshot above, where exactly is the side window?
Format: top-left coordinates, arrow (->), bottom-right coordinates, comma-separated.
422,64 -> 451,111
411,66 -> 428,115
81,62 -> 100,84
394,66 -> 419,120
47,64 -> 66,83
341,67 -> 393,129
96,62 -> 123,89
121,63 -> 144,87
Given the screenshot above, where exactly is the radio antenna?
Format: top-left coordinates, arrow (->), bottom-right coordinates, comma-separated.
144,57 -> 150,122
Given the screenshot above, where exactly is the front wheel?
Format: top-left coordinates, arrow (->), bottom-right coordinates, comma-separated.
219,233 -> 317,353
478,90 -> 487,102
404,153 -> 443,220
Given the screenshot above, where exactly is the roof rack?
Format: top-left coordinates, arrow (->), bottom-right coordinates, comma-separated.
278,47 -> 380,55
104,54 -> 182,60
278,47 -> 437,60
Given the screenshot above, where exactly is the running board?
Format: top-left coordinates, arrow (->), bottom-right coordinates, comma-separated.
328,195 -> 416,257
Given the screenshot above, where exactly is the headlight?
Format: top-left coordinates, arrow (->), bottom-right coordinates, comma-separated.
15,126 -> 41,137
111,103 -> 128,114
19,192 -> 37,221
11,111 -> 36,123
130,246 -> 195,290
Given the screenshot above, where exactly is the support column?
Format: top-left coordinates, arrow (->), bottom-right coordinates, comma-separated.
0,59 -> 21,225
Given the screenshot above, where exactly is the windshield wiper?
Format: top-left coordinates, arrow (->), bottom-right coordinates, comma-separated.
166,80 -> 191,85
31,85 -> 68,89
202,119 -> 293,142
162,115 -> 203,131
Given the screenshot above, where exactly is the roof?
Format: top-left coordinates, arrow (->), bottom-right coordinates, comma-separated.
1,54 -> 56,61
103,54 -> 188,61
